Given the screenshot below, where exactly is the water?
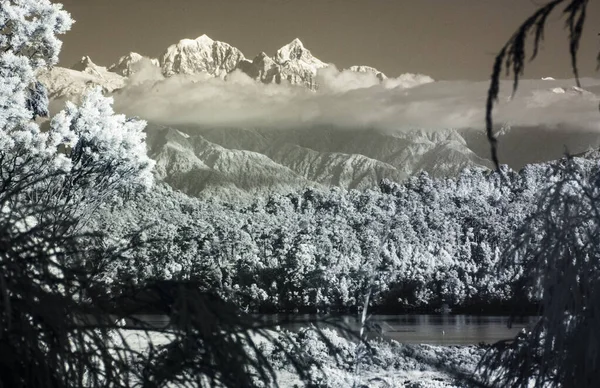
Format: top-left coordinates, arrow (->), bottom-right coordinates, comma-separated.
124,314 -> 171,329
130,313 -> 539,345
260,314 -> 540,345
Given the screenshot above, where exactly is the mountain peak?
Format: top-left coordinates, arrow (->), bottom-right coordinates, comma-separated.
289,38 -> 304,47
124,52 -> 143,61
70,56 -> 109,75
275,38 -> 326,67
162,35 -> 245,77
276,38 -> 310,63
273,38 -> 327,89
252,52 -> 276,67
195,34 -> 214,45
108,52 -> 159,76
71,56 -> 96,70
176,34 -> 215,48
348,65 -> 388,81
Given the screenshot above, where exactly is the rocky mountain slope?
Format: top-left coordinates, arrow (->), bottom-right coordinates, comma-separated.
271,38 -> 328,89
146,126 -> 319,199
144,124 -> 492,198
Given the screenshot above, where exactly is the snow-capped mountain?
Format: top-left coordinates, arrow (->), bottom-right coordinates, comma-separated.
347,65 -> 388,81
39,56 -> 125,102
272,38 -> 328,89
160,34 -> 246,78
71,56 -> 109,76
236,52 -> 281,84
108,52 -> 160,76
58,35 -> 401,92
157,35 -> 330,89
40,34 -> 432,103
233,38 -> 329,89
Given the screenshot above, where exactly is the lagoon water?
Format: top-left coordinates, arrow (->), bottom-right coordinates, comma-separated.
260,314 -> 540,345
131,313 -> 540,345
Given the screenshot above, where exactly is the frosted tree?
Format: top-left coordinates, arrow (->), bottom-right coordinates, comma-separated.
50,87 -> 155,211
0,0 -> 71,67
26,81 -> 50,119
1,0 -> 153,220
0,0 -> 72,158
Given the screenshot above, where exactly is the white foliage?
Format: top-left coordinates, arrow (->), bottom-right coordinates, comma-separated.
0,0 -> 73,162
51,87 -> 155,191
0,52 -> 73,169
0,0 -> 72,69
0,52 -> 36,144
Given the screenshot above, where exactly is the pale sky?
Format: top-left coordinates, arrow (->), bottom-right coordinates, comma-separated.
58,0 -> 599,80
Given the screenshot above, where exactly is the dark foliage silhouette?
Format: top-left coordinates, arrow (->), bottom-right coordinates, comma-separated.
481,0 -> 600,386
0,153 -> 357,388
478,156 -> 600,387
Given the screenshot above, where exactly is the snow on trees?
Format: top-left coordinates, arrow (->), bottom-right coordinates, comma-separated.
0,0 -> 72,156
50,87 -> 155,197
1,0 -> 152,210
0,0 -> 72,69
91,157 -> 575,313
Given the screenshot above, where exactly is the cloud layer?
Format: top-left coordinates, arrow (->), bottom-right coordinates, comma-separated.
112,63 -> 600,133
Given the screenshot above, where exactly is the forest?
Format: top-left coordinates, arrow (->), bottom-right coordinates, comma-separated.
89,156 -> 590,313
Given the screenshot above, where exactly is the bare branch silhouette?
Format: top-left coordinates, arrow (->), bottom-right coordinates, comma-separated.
486,0 -> 597,170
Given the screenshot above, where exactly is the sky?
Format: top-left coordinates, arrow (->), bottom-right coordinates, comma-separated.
58,0 -> 600,81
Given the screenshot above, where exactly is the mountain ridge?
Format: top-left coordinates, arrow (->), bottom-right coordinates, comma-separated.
72,34 -> 397,90
142,124 -> 493,198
